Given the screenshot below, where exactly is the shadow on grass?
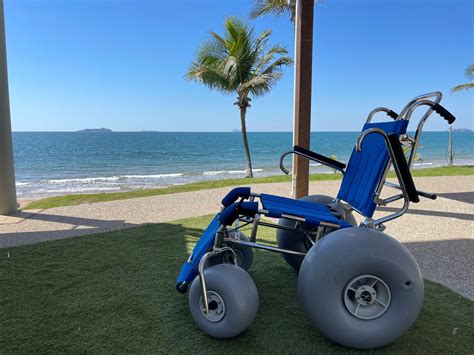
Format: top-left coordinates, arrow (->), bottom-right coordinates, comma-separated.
0,210 -> 138,248
0,217 -> 473,353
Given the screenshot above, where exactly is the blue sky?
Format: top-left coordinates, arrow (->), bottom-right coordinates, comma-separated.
4,0 -> 473,132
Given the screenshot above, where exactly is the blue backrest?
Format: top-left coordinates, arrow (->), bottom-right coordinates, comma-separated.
336,120 -> 409,217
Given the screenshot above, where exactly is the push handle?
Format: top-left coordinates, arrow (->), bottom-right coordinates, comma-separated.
386,110 -> 399,120
432,103 -> 456,124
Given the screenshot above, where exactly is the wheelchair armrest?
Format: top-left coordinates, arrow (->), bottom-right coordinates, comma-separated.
279,146 -> 346,175
221,187 -> 251,207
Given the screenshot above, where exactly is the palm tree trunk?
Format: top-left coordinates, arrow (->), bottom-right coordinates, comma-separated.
239,106 -> 253,178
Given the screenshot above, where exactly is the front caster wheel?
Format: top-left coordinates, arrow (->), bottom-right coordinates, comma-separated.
189,264 -> 259,339
207,232 -> 254,271
298,227 -> 424,349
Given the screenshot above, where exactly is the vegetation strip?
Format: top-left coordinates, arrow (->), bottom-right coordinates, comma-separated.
24,166 -> 474,210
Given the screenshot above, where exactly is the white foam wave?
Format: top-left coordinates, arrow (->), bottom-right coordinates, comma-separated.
413,162 -> 433,166
16,182 -> 30,187
204,169 -> 264,176
46,176 -> 121,184
32,187 -> 122,194
121,173 -> 184,179
44,173 -> 183,184
227,170 -> 246,174
203,170 -> 227,176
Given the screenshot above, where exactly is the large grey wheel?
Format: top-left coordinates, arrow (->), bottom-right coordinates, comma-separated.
189,264 -> 259,339
207,231 -> 253,271
298,227 -> 424,349
276,195 -> 356,271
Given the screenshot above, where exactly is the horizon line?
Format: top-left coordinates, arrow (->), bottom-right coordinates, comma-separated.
11,129 -> 471,133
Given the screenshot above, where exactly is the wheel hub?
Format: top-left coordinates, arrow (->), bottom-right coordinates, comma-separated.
200,291 -> 226,322
343,274 -> 391,320
355,285 -> 377,306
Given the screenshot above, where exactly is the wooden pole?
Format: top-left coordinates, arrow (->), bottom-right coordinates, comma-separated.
0,0 -> 17,215
292,0 -> 314,198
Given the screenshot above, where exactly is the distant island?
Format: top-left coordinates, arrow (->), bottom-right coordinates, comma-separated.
452,128 -> 472,132
77,128 -> 113,133
232,129 -> 241,132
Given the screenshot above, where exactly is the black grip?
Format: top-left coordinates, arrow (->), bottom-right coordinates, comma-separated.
417,190 -> 437,200
293,145 -> 346,171
387,134 -> 420,203
432,103 -> 456,124
386,110 -> 399,120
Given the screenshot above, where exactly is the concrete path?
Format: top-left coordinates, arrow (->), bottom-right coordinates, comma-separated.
0,176 -> 473,299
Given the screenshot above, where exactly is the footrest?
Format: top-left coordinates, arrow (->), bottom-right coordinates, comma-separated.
176,215 -> 221,293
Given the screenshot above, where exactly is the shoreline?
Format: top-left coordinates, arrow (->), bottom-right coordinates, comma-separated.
19,165 -> 474,210
16,163 -> 474,201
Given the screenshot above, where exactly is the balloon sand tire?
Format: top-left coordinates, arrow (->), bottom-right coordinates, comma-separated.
298,227 -> 424,349
189,264 -> 259,339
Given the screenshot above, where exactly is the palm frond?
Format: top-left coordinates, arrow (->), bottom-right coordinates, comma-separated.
187,64 -> 231,94
239,72 -> 283,97
256,44 -> 290,71
451,83 -> 474,93
452,63 -> 474,93
250,0 -> 296,22
465,63 -> 474,80
186,17 -> 292,100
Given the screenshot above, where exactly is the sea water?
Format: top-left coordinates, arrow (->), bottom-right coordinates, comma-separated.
13,131 -> 473,198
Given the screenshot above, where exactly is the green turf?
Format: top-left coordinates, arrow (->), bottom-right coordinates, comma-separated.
24,165 -> 474,210
1,216 -> 473,353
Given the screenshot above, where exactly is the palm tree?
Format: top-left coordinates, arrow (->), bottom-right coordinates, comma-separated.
187,18 -> 292,178
451,63 -> 474,92
250,0 -> 297,23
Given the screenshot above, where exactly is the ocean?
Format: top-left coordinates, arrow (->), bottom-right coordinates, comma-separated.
13,131 -> 474,198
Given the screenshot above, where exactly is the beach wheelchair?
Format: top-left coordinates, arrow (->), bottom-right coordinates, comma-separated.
176,92 -> 456,349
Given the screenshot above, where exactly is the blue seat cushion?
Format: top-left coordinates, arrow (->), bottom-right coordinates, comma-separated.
260,194 -> 352,228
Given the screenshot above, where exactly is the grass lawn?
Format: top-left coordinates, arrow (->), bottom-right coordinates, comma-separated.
24,165 -> 474,210
1,216 -> 473,353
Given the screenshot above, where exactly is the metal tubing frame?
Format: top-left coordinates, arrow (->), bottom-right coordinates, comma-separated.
198,244 -> 237,315
225,238 -> 307,256
366,107 -> 395,123
197,205 -> 333,311
370,92 -> 442,209
403,98 -> 442,168
384,181 -> 437,200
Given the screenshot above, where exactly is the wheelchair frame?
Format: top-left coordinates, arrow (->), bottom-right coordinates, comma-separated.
191,92 -> 454,315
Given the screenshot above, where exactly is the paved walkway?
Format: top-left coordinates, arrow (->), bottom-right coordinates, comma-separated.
0,176 -> 473,299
